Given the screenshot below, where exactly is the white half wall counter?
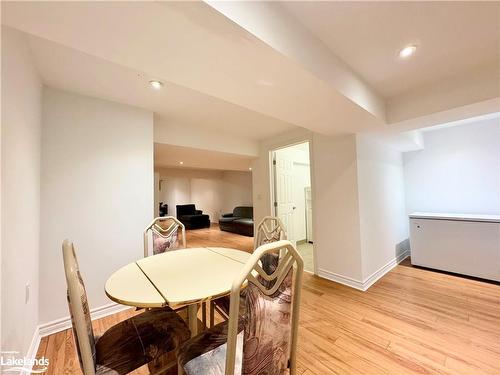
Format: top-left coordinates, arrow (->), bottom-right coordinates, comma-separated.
409,212 -> 500,282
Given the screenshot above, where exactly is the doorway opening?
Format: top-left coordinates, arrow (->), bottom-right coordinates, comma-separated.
271,141 -> 314,273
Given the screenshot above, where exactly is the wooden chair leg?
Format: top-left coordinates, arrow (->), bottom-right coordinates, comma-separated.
188,304 -> 198,337
209,300 -> 215,328
201,302 -> 207,330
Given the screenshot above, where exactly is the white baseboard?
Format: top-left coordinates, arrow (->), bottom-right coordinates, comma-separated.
317,250 -> 409,292
38,302 -> 131,337
362,250 -> 409,290
23,326 -> 42,375
317,268 -> 366,290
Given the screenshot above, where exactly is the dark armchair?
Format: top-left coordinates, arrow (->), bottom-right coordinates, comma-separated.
219,206 -> 254,236
176,204 -> 210,230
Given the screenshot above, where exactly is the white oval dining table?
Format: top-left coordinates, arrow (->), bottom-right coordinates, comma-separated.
105,247 -> 251,337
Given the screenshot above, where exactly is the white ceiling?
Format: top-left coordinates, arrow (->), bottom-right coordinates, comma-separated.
2,0 -> 498,142
26,33 -> 296,141
282,1 -> 500,97
154,143 -> 255,171
2,1 -> 382,135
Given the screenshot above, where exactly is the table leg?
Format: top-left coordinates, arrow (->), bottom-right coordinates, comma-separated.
188,304 -> 198,337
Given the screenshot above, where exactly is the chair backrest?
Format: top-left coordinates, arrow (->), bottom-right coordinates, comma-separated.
225,240 -> 303,375
62,240 -> 96,375
254,216 -> 287,249
143,216 -> 186,257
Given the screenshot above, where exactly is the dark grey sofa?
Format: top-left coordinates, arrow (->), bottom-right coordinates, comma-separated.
176,204 -> 210,229
219,206 -> 254,237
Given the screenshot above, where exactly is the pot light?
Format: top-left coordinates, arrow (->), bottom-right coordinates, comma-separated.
149,80 -> 163,90
248,167 -> 252,171
399,45 -> 417,58
179,161 -> 184,165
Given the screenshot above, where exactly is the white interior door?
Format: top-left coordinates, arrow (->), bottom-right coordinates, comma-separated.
274,154 -> 296,243
305,187 -> 313,242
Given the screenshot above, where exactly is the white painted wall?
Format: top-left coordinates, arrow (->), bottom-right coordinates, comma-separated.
356,135 -> 409,282
158,168 -> 221,220
154,171 -> 160,217
157,168 -> 252,221
40,88 -> 153,324
404,118 -> 500,215
154,119 -> 258,157
220,171 -> 254,214
1,27 -> 42,357
311,133 -> 363,281
190,173 -> 224,221
253,129 -> 412,288
252,129 -> 364,281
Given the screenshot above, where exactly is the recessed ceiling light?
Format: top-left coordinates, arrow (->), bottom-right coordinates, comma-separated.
179,161 -> 184,165
149,80 -> 163,90
399,45 -> 417,58
248,167 -> 252,171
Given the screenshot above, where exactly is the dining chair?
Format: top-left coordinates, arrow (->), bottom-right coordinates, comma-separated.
63,239 -> 190,375
178,240 -> 303,375
209,216 -> 287,326
143,217 -> 209,328
143,216 -> 186,257
254,216 -> 287,248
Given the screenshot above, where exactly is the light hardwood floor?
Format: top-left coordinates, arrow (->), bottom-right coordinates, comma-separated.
36,225 -> 500,374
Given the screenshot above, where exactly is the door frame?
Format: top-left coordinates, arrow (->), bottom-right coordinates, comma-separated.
269,140 -> 316,274
272,150 -> 295,243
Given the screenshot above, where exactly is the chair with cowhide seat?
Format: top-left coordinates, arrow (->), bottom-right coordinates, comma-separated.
63,240 -> 190,375
209,216 -> 287,326
177,240 -> 303,375
143,216 -> 186,258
